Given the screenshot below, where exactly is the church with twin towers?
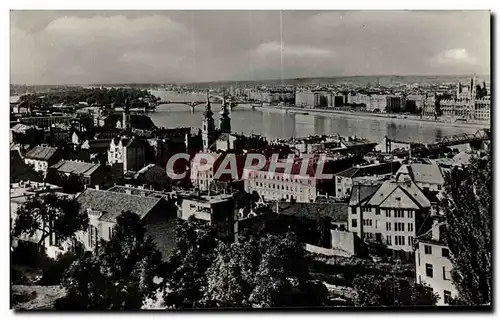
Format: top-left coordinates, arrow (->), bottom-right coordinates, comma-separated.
201,91 -> 232,151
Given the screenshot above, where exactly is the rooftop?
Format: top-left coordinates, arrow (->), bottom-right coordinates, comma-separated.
50,160 -> 101,176
76,188 -> 165,222
335,162 -> 400,178
273,202 -> 348,223
25,145 -> 58,161
107,185 -> 173,200
401,163 -> 445,185
10,181 -> 63,205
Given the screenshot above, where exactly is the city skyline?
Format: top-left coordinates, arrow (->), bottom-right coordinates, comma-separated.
11,10 -> 491,85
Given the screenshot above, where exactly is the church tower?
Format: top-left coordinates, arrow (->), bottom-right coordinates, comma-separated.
202,91 -> 216,151
122,98 -> 131,130
219,96 -> 231,134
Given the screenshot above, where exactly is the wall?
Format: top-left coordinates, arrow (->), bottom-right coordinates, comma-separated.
330,230 -> 356,256
415,241 -> 457,305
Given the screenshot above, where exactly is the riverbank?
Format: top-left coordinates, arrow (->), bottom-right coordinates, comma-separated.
256,105 -> 490,130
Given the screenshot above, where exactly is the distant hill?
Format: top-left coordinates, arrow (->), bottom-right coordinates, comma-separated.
11,74 -> 491,91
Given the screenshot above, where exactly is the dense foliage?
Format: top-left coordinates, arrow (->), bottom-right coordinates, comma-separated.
12,193 -> 88,251
19,87 -> 155,107
352,274 -> 438,306
59,211 -> 162,310
160,217 -> 328,309
441,154 -> 492,305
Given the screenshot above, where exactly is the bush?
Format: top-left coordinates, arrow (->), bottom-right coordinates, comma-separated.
40,243 -> 85,286
11,267 -> 30,285
11,241 -> 49,269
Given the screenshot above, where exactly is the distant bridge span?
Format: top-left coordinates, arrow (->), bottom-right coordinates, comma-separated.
383,128 -> 490,153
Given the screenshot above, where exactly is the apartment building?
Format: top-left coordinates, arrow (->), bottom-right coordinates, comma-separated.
415,218 -> 457,306
348,180 -> 432,257
244,157 -> 333,203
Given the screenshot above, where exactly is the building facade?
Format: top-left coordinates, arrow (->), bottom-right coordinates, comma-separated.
24,145 -> 60,176
348,181 -> 432,256
415,219 -> 457,306
108,136 -> 147,173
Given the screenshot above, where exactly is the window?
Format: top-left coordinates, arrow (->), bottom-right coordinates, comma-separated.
395,210 -> 404,218
425,263 -> 433,278
442,248 -> 449,258
351,207 -> 357,214
88,225 -> 98,249
395,222 -> 405,232
424,245 -> 432,255
375,208 -> 380,215
408,210 -> 413,219
408,236 -> 414,245
362,207 -> 371,212
386,222 -> 391,231
438,185 -> 442,191
442,266 -> 449,280
109,227 -> 113,239
351,219 -> 358,228
395,235 -> 406,246
386,209 -> 391,218
386,235 -> 392,245
363,219 -> 372,226
375,220 -> 379,229
408,223 -> 414,232
444,290 -> 452,304
418,251 -> 421,266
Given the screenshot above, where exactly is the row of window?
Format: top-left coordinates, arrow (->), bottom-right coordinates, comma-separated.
254,182 -> 307,192
385,209 -> 413,219
250,172 -> 313,184
425,263 -> 451,281
352,219 -> 414,233
424,245 -> 449,258
352,207 -> 415,219
387,235 -> 414,246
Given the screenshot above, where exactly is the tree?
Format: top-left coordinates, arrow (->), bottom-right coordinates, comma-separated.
60,211 -> 163,310
202,238 -> 259,307
352,274 -> 438,306
202,232 -> 327,308
161,216 -> 219,308
440,154 -> 492,305
12,193 -> 88,252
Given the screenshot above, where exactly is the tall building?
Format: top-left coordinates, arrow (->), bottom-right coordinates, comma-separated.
348,180 -> 432,258
202,92 -> 216,151
219,97 -> 231,134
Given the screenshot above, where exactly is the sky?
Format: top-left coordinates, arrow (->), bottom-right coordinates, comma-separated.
10,10 -> 491,85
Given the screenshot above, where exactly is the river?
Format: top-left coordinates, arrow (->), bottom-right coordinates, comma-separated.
148,91 -> 482,145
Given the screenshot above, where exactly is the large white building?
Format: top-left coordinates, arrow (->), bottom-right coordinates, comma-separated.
243,157 -> 333,203
422,77 -> 490,121
348,180 -> 432,257
415,218 -> 457,306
